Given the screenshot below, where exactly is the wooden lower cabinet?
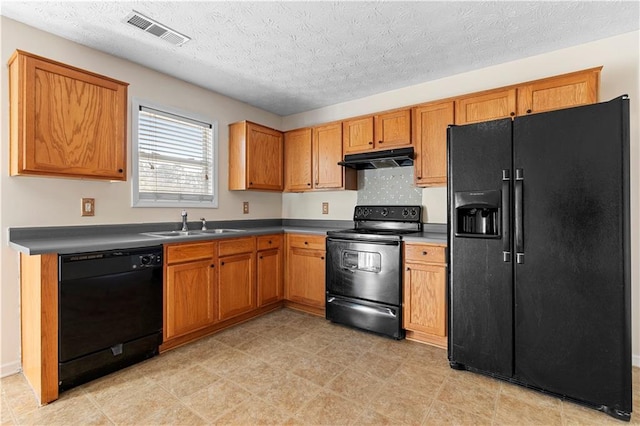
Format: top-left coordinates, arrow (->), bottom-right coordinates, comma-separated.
164,242 -> 217,341
285,234 -> 326,315
403,242 -> 447,348
217,237 -> 257,321
257,235 -> 284,306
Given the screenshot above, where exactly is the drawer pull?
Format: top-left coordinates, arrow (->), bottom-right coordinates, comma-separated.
304,241 -> 308,245
422,251 -> 428,255
210,264 -> 215,268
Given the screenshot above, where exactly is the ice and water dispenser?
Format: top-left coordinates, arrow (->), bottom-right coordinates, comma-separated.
454,190 -> 501,238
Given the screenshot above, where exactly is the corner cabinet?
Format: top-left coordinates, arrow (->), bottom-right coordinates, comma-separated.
8,50 -> 128,180
285,234 -> 326,316
412,101 -> 454,187
403,242 -> 447,348
284,122 -> 356,192
164,242 -> 217,341
229,121 -> 284,191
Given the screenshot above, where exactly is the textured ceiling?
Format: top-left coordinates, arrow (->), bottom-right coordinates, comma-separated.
2,1 -> 639,116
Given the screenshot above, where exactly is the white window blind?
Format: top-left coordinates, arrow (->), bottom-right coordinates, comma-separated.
134,104 -> 216,206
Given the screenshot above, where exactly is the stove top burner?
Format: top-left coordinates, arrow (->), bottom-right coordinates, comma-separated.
328,205 -> 423,241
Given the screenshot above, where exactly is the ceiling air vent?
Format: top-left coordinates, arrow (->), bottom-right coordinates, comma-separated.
124,10 -> 190,46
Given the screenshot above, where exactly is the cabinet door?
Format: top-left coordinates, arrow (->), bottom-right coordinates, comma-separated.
517,68 -> 600,116
403,262 -> 447,337
257,247 -> 283,306
313,122 -> 345,189
374,109 -> 411,149
287,247 -> 326,308
217,252 -> 256,321
455,88 -> 516,125
165,259 -> 215,340
284,128 -> 312,192
343,116 -> 374,154
9,52 -> 127,180
246,122 -> 283,190
413,102 -> 454,187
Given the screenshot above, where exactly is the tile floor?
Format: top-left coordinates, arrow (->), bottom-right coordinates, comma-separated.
1,308 -> 639,425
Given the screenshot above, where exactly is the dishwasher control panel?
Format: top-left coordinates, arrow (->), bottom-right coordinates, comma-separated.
134,253 -> 162,269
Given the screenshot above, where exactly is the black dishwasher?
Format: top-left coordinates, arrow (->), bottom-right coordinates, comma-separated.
58,246 -> 163,390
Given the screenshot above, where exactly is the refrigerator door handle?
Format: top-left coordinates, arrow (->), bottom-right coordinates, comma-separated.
515,168 -> 524,264
502,169 -> 511,262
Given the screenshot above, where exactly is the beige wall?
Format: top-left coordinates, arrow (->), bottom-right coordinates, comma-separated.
1,16 -> 639,374
0,17 -> 284,374
283,31 -> 640,363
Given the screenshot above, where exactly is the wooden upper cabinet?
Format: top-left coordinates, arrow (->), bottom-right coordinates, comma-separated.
374,109 -> 412,149
284,122 -> 356,192
343,109 -> 411,154
412,101 -> 454,187
8,50 -> 128,180
517,67 -> 601,116
313,122 -> 356,190
342,116 -> 374,154
284,128 -> 312,191
455,88 -> 517,125
229,121 -> 283,191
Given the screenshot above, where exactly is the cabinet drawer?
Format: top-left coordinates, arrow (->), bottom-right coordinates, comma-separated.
257,234 -> 283,251
404,243 -> 446,264
166,242 -> 216,264
288,234 -> 325,250
219,237 -> 256,257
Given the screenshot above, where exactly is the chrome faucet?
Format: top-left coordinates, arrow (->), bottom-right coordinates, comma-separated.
200,218 -> 207,231
181,210 -> 188,231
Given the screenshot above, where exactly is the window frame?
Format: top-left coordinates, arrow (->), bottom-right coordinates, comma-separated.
131,98 -> 219,208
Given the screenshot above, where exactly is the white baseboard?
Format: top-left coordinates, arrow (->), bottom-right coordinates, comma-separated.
0,361 -> 21,378
633,354 -> 640,368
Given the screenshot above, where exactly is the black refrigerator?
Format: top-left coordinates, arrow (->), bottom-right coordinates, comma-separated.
447,95 -> 631,421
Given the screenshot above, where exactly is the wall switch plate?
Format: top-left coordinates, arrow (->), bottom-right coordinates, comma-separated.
81,198 -> 95,216
322,202 -> 329,215
243,201 -> 249,214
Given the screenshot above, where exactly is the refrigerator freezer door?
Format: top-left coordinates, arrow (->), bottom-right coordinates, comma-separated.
513,97 -> 631,414
447,118 -> 514,377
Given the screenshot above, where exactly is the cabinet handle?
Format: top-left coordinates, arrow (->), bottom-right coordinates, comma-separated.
307,183 -> 311,186
304,241 -> 308,245
259,256 -> 263,259
221,261 -> 225,266
118,169 -> 124,173
526,109 -> 532,114
315,182 -> 319,186
406,267 -> 411,271
510,112 -> 515,117
422,251 -> 428,255
210,264 -> 215,268
378,140 -> 383,144
268,240 -> 272,244
368,141 -> 373,145
321,256 -> 325,260
249,182 -> 253,186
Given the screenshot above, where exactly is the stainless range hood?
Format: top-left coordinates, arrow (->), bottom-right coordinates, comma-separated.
338,147 -> 414,169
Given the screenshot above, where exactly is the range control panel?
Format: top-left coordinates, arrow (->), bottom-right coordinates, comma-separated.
353,205 -> 422,222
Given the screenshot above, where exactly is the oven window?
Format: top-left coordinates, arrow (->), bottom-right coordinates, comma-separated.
342,250 -> 381,273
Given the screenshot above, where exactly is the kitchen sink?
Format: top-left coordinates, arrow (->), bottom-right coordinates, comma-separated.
141,229 -> 245,238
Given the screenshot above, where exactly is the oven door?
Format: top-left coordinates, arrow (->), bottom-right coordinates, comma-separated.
326,237 -> 401,305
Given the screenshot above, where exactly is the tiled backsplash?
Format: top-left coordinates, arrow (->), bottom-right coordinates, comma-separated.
357,167 -> 422,205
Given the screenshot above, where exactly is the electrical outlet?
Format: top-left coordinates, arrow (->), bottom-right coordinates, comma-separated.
243,201 -> 249,214
81,198 -> 95,216
322,202 -> 329,215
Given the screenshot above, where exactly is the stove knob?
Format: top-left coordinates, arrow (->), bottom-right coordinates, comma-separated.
140,255 -> 152,265
381,208 -> 388,217
355,207 -> 363,218
411,208 -> 418,217
402,208 -> 409,217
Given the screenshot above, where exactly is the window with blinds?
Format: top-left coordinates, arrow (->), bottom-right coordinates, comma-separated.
132,101 -> 218,207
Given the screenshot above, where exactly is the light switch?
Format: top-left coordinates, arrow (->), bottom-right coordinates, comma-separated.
81,198 -> 95,216
322,202 -> 329,215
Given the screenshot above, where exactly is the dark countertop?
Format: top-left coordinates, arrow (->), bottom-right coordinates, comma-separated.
9,220 -> 447,255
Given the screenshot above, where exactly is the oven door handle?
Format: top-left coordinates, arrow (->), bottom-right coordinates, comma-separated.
326,237 -> 400,246
327,297 -> 397,318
